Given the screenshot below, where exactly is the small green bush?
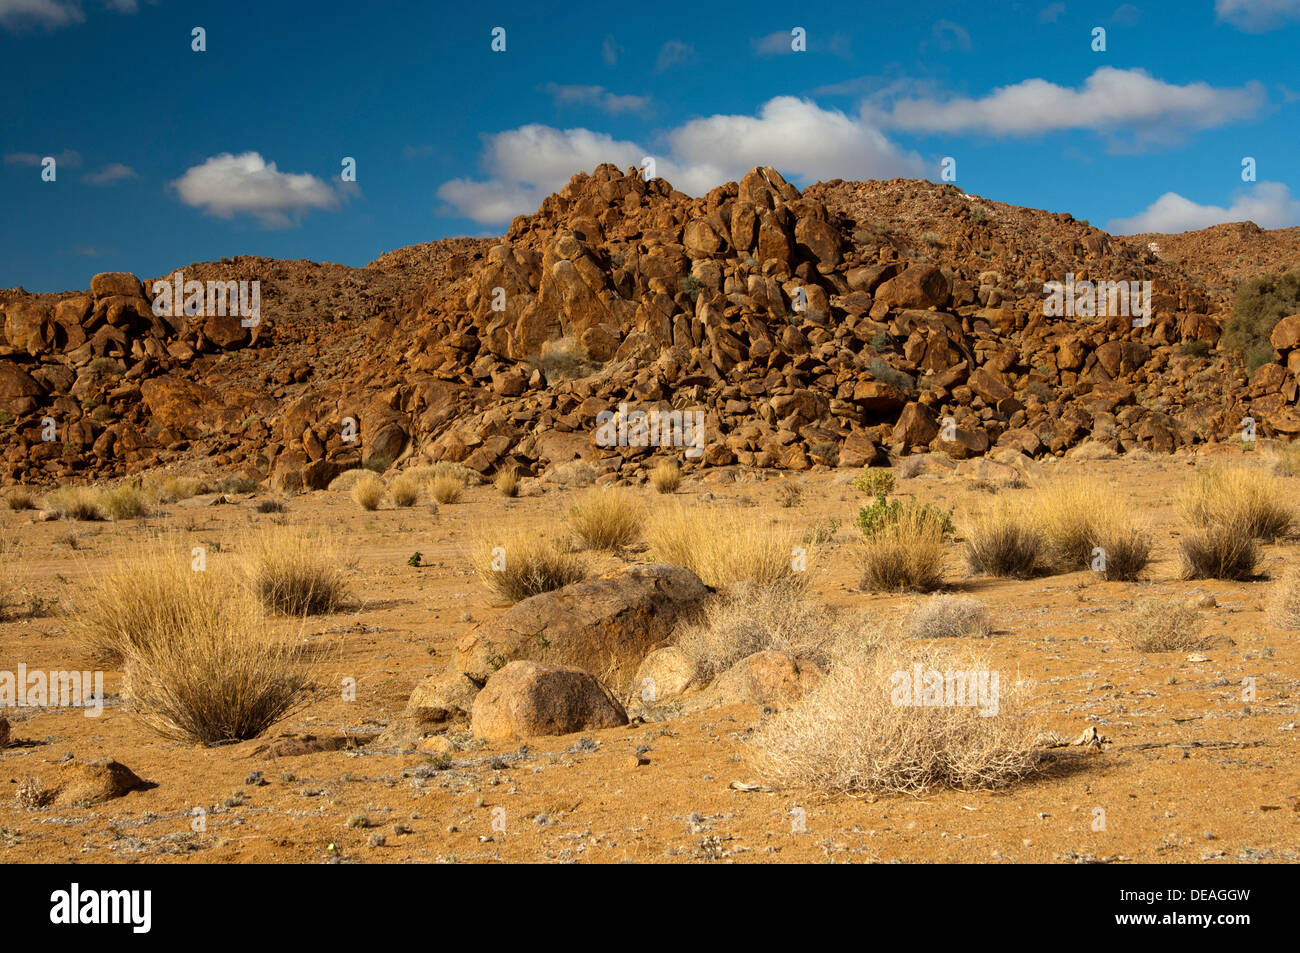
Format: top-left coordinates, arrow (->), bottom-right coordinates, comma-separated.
1223,270 -> 1300,372
856,494 -> 954,539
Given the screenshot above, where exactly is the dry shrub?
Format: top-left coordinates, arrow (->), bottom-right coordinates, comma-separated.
676,584 -> 873,680
242,529 -> 350,615
468,528 -> 586,602
1180,519 -> 1258,580
6,489 -> 35,511
649,459 -> 681,494
47,486 -> 103,521
1267,566 -> 1300,629
753,641 -> 1042,795
1030,479 -> 1115,569
74,540 -> 231,663
495,467 -> 521,498
1268,440 -> 1300,478
859,506 -> 946,592
569,487 -> 644,550
352,473 -> 385,511
1114,599 -> 1211,652
1181,467 -> 1293,540
646,501 -> 806,589
776,481 -> 804,508
1093,522 -> 1152,581
905,594 -> 991,639
147,474 -> 206,504
429,475 -> 464,504
327,469 -> 367,492
389,472 -> 421,508
123,589 -> 312,746
99,485 -> 150,520
966,505 -> 1041,578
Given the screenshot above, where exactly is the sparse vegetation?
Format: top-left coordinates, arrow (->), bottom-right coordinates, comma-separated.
1180,467 -> 1292,541
1222,269 -> 1300,372
905,595 -> 992,639
389,472 -> 421,507
1180,520 -> 1259,580
428,475 -> 464,504
1114,600 -> 1211,652
1267,567 -> 1300,629
46,486 -> 104,522
568,487 -> 644,550
858,506 -> 947,592
468,529 -> 586,602
99,484 -> 150,520
242,529 -> 350,616
6,489 -> 35,511
495,466 -> 521,498
352,474 -> 385,511
649,459 -> 681,494
965,505 -> 1042,579
851,469 -> 896,497
647,501 -> 806,589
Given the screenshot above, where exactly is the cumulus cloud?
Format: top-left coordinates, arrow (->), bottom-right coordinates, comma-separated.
437,97 -> 923,225
170,152 -> 340,227
1216,0 -> 1300,31
83,161 -> 136,185
1109,182 -> 1300,234
868,67 -> 1264,146
543,83 -> 650,115
753,30 -> 794,55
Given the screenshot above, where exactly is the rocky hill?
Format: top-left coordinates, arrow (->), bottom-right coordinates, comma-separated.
2,165 -> 1298,487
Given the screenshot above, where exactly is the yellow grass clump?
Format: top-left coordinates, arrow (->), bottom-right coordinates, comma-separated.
99,484 -> 151,520
495,466 -> 521,498
46,486 -> 104,521
468,528 -> 587,602
965,504 -> 1042,579
649,459 -> 681,494
241,529 -> 351,616
1181,467 -> 1293,541
859,506 -> 946,592
389,472 -> 421,507
646,501 -> 807,589
429,475 -> 464,504
352,473 -> 385,511
568,487 -> 645,550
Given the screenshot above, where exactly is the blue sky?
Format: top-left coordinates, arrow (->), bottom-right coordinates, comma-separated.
2,0 -> 1299,291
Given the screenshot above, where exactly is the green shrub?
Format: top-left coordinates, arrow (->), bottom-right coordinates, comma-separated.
851,469 -> 896,497
680,274 -> 704,302
856,494 -> 954,539
1223,270 -> 1300,372
867,357 -> 915,392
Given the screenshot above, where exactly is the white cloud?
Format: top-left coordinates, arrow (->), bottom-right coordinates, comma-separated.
656,39 -> 694,71
0,0 -> 141,31
601,34 -> 620,66
4,148 -> 81,167
869,67 -> 1265,143
753,31 -> 793,55
437,97 -> 923,225
1109,182 -> 1300,234
170,152 -> 340,227
83,161 -> 136,184
1216,0 -> 1300,31
930,19 -> 971,51
543,83 -> 650,115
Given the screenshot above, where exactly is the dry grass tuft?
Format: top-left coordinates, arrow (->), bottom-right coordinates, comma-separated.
410,461 -> 483,487
1267,566 -> 1300,629
352,473 -> 385,511
6,489 -> 36,511
242,529 -> 350,616
647,501 -> 806,589
99,484 -> 151,520
46,486 -> 104,521
389,472 -> 421,508
1113,600 -> 1211,652
122,589 -> 313,746
649,459 -> 681,494
1030,479 -> 1116,570
1180,519 -> 1259,580
468,528 -> 587,602
428,475 -> 464,504
753,641 -> 1042,795
858,506 -> 946,592
905,594 -> 992,639
569,487 -> 644,550
1181,467 -> 1293,540
495,467 -> 521,498
676,584 -> 872,679
965,505 -> 1042,579
1093,522 -> 1152,581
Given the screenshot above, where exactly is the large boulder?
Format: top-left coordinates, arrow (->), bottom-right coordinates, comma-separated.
874,264 -> 951,310
454,563 -> 712,692
90,272 -> 144,300
687,650 -> 823,710
471,661 -> 628,740
51,758 -> 148,807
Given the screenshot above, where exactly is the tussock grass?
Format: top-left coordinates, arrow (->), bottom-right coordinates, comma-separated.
905,594 -> 991,639
6,489 -> 36,511
676,584 -> 876,680
46,486 -> 104,521
753,642 -> 1042,795
1267,566 -> 1300,629
859,506 -> 946,592
1114,600 -> 1211,652
242,528 -> 350,616
568,487 -> 644,550
646,501 -> 806,589
1030,479 -> 1116,570
410,461 -> 482,487
146,474 -> 207,504
965,505 -> 1042,579
1093,522 -> 1152,581
1180,519 -> 1259,580
495,467 -> 521,498
649,459 -> 681,494
1181,467 -> 1292,541
99,485 -> 150,520
123,590 -> 312,746
428,475 -> 464,504
468,528 -> 587,602
352,473 -> 385,511
389,472 -> 421,508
